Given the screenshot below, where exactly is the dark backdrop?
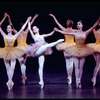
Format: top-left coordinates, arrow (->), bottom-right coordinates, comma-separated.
0,0 -> 99,75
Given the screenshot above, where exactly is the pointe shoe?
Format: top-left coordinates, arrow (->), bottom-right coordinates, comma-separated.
91,78 -> 96,86
22,76 -> 27,85
76,83 -> 82,89
67,77 -> 72,85
6,82 -> 10,90
39,81 -> 44,89
58,39 -> 64,43
6,81 -> 14,90
78,83 -> 82,88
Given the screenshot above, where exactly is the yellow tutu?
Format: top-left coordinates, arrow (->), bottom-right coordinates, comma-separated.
64,37 -> 93,57
65,45 -> 93,57
0,39 -> 26,60
86,39 -> 100,53
56,35 -> 75,51
17,39 -> 30,51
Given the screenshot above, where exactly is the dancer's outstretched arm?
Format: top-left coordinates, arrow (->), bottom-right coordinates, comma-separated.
85,17 -> 100,36
42,30 -> 55,38
14,17 -> 31,39
0,12 -> 8,27
0,12 -> 8,37
54,27 -> 75,36
0,27 -> 6,37
7,14 -> 39,34
25,14 -> 39,33
49,13 -> 66,31
28,21 -> 35,39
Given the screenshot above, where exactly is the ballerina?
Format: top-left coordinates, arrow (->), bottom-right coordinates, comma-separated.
0,16 -> 31,90
26,20 -> 64,89
49,13 -> 77,84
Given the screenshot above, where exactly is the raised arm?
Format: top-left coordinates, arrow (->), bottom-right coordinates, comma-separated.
0,13 -> 8,37
28,21 -> 35,39
25,14 -> 39,33
0,12 -> 8,27
54,27 -> 75,36
49,13 -> 66,31
42,30 -> 55,38
0,27 -> 6,37
14,16 -> 31,39
7,14 -> 18,34
85,17 -> 100,36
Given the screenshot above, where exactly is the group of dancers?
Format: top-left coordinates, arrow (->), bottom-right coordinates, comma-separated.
0,12 -> 100,90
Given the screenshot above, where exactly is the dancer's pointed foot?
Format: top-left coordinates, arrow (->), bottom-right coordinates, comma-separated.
91,78 -> 96,86
6,81 -> 14,90
22,75 -> 27,85
76,83 -> 82,89
57,39 -> 64,43
39,81 -> 44,89
78,83 -> 82,88
67,76 -> 72,85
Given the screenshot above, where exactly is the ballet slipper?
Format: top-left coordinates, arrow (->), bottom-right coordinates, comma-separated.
78,83 -> 82,88
22,75 -> 27,85
6,81 -> 14,90
76,83 -> 82,89
91,78 -> 96,86
6,82 -> 10,90
57,39 -> 64,43
67,76 -> 72,85
39,81 -> 44,89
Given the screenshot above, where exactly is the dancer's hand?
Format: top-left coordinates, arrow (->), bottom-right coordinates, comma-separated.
28,16 -> 32,21
49,13 -> 55,18
4,12 -> 8,17
54,27 -> 58,31
34,14 -> 39,19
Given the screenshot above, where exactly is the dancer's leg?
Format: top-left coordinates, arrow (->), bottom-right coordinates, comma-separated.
4,59 -> 16,90
18,54 -> 27,85
38,55 -> 45,89
78,58 -> 85,88
63,51 -> 74,84
92,53 -> 100,86
4,60 -> 10,80
74,57 -> 80,88
35,39 -> 64,56
10,59 -> 16,81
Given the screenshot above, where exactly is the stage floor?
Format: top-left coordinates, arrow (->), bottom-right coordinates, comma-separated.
0,72 -> 100,99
